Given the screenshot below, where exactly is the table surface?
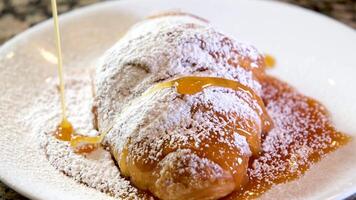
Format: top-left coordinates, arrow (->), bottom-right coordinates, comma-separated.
0,0 -> 355,199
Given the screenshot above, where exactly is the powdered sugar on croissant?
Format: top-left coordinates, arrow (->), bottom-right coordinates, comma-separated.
94,12 -> 271,200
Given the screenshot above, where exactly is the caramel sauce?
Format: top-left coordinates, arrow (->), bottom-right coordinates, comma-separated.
55,118 -> 73,141
51,0 -> 104,154
145,76 -> 273,132
264,54 -> 276,68
51,0 -> 75,143
55,120 -> 104,153
223,75 -> 350,199
51,0 -> 72,139
146,76 -> 256,96
55,124 -> 104,153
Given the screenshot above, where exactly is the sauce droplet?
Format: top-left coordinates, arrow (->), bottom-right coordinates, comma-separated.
54,124 -> 111,154
264,54 -> 276,68
55,118 -> 73,141
70,131 -> 109,153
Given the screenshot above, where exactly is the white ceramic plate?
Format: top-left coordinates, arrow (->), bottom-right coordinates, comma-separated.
1,0 -> 356,199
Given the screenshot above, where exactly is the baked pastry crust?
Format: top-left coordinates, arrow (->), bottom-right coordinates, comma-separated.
94,12 -> 270,200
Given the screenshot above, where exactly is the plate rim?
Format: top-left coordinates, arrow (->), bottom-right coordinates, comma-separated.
0,0 -> 355,199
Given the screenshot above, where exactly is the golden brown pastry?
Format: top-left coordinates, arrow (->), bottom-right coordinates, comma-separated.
93,12 -> 272,200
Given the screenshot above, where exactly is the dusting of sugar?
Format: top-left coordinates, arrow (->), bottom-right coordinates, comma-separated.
94,14 -> 264,132
22,13 -> 348,200
223,76 -> 350,199
93,15 -> 266,189
25,71 -> 152,199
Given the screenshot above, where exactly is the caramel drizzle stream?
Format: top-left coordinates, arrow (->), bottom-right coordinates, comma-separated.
51,0 -> 107,153
51,0 -> 68,124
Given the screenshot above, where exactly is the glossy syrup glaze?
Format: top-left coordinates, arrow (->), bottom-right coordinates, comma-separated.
55,123 -> 100,154
223,75 -> 350,199
145,76 -> 273,132
264,54 -> 276,69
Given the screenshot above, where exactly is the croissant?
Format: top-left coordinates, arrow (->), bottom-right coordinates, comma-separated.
93,12 -> 272,200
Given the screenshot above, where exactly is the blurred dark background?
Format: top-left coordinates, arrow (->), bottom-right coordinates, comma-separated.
0,0 -> 355,199
0,0 -> 355,45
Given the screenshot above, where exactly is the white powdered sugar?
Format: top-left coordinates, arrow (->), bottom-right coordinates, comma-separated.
23,13 -> 349,200
94,15 -> 265,186
94,14 -> 264,132
24,13 -> 290,199
247,77 -> 344,188
25,71 -> 151,199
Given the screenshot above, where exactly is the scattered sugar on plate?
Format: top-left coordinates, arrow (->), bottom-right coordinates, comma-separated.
25,70 -> 152,200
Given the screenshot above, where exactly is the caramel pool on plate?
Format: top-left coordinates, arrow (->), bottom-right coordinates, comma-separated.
224,75 -> 350,199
